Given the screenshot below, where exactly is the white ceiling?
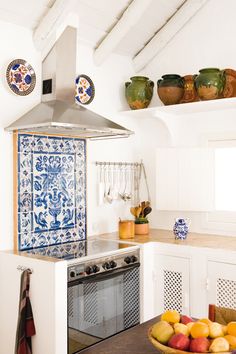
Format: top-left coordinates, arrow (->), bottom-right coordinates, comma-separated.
0,0 -> 186,58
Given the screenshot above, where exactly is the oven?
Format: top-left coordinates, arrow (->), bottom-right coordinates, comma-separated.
67,248 -> 140,353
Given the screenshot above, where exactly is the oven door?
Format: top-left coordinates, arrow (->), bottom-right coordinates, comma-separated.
67,263 -> 140,354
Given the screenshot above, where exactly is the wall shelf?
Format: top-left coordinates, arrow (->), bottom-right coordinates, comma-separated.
122,97 -> 236,119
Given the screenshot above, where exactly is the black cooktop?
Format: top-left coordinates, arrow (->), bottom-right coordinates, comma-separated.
21,239 -> 134,260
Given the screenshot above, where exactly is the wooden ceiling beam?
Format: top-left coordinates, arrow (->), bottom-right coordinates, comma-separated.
133,0 -> 209,72
33,0 -> 78,58
93,0 -> 153,66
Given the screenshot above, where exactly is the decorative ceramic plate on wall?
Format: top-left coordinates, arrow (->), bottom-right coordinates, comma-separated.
75,74 -> 95,104
6,58 -> 36,96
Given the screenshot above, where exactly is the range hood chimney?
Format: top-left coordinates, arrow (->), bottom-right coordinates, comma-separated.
5,27 -> 133,139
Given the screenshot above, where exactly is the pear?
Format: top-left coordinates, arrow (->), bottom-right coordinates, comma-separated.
209,337 -> 229,353
174,323 -> 189,336
208,322 -> 224,338
151,320 -> 174,344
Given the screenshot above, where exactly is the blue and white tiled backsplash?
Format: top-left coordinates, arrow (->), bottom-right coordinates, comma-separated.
17,133 -> 86,250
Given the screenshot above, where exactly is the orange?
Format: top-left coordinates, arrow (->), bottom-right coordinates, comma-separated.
227,322 -> 236,336
187,321 -> 195,332
224,334 -> 236,350
190,321 -> 210,338
161,310 -> 180,324
199,318 -> 212,325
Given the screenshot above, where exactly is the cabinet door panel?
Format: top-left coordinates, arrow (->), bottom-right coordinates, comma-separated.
207,261 -> 236,309
154,255 -> 190,316
156,148 -> 214,211
156,149 -> 179,210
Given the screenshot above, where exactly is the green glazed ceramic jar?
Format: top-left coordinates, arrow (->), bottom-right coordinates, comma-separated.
194,68 -> 226,100
157,74 -> 184,105
125,76 -> 154,110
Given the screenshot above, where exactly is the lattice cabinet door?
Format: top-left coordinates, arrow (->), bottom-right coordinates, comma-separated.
153,255 -> 190,316
207,261 -> 236,309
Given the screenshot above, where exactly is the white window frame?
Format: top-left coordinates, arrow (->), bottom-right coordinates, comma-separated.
205,138 -> 236,232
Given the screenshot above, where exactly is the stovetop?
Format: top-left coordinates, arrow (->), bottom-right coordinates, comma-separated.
21,239 -> 137,261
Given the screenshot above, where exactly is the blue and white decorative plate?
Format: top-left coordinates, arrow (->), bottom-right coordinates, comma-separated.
75,74 -> 95,105
6,59 -> 36,96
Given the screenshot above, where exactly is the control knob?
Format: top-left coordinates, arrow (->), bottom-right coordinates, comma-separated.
70,270 -> 76,278
92,265 -> 100,273
85,266 -> 93,275
102,262 -> 110,270
130,255 -> 138,263
124,256 -> 131,264
109,260 -> 117,268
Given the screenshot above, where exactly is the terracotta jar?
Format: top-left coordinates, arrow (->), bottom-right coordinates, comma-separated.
179,75 -> 199,103
223,68 -> 236,98
157,74 -> 184,105
194,68 -> 225,100
125,76 -> 154,110
135,223 -> 149,235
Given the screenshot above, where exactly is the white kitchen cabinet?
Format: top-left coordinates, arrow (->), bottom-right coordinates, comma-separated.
140,242 -> 155,322
156,147 -> 215,211
0,252 -> 67,354
153,253 -> 190,316
207,260 -> 236,309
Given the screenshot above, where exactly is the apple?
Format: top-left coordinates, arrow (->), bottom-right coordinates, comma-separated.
168,333 -> 190,351
181,315 -> 194,325
189,337 -> 210,353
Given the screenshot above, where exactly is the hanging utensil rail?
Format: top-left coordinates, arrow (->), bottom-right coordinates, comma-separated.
95,161 -> 141,167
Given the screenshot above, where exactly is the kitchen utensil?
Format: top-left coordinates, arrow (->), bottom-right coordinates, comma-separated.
98,165 -> 105,205
106,166 -> 113,203
119,167 -> 129,201
141,163 -> 151,203
130,207 -> 136,217
112,166 -> 119,200
143,206 -> 152,217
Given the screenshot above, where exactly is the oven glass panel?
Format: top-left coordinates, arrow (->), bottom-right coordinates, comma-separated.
68,266 -> 139,354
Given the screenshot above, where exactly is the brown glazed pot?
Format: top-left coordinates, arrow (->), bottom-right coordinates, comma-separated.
135,223 -> 149,235
179,75 -> 200,103
157,74 -> 184,105
223,68 -> 236,98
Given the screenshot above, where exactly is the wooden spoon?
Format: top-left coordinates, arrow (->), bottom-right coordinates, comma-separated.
130,207 -> 136,217
143,206 -> 152,217
135,206 -> 142,218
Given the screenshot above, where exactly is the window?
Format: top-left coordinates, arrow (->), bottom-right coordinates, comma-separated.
208,140 -> 236,227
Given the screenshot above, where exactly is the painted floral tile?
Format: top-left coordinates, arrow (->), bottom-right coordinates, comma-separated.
17,133 -> 86,250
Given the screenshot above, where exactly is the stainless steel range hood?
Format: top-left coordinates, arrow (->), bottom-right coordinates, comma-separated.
5,27 -> 133,139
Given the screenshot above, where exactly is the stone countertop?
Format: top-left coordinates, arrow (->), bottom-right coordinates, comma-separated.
98,228 -> 236,252
80,316 -> 160,354
0,249 -> 62,262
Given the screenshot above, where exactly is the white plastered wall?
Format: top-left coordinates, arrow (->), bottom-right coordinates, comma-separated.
135,0 -> 236,236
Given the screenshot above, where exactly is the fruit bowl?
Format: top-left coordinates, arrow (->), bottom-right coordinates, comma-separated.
148,327 -> 231,354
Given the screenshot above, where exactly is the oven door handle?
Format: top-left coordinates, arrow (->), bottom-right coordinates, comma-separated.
68,262 -> 140,287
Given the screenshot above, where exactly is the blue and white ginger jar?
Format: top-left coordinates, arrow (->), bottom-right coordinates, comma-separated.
173,218 -> 190,240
